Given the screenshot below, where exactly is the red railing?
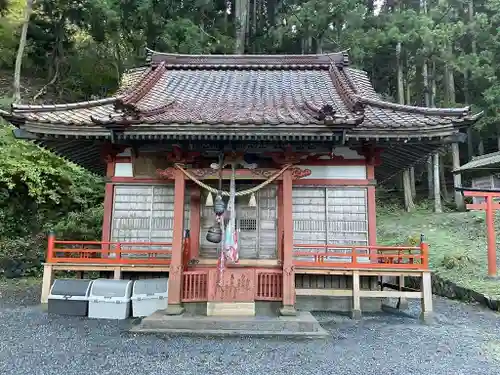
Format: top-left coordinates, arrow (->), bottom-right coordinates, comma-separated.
255,270 -> 283,301
47,233 -> 172,264
182,270 -> 208,302
293,242 -> 428,270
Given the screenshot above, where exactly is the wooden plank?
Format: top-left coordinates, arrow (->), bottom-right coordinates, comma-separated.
359,291 -> 422,298
295,289 -> 422,299
196,259 -> 279,267
295,288 -> 352,297
295,268 -> 422,277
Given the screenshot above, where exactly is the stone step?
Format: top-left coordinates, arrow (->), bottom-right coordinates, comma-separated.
131,311 -> 328,339
130,327 -> 329,339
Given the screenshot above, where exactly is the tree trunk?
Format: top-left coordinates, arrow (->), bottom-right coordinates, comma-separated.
466,0 -> 476,160
410,166 -> 416,199
397,41 -> 414,211
497,124 -> 500,151
427,156 -> 433,199
234,0 -> 248,54
430,60 -> 436,107
433,152 -> 442,213
403,170 -> 416,212
451,143 -> 464,210
478,139 -> 484,155
423,61 -> 430,107
439,154 -> 449,202
13,0 -> 34,103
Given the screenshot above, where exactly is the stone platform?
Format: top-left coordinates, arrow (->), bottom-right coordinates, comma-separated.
130,311 -> 329,339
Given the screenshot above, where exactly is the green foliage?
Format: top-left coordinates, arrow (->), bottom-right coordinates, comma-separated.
0,123 -> 104,278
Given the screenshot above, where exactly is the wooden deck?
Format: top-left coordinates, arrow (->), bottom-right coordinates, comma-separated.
41,236 -> 433,321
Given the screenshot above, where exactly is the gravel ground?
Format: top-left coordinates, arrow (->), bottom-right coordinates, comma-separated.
0,281 -> 499,375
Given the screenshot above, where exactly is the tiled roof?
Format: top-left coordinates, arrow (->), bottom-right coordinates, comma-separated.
453,151 -> 500,173
0,49 -> 482,140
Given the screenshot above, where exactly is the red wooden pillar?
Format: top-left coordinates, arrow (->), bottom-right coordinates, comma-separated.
485,195 -> 497,277
166,169 -> 186,315
101,158 -> 115,258
277,183 -> 284,263
280,169 -> 296,316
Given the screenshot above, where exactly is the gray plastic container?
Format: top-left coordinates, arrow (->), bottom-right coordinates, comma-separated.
131,278 -> 169,317
88,279 -> 133,320
48,279 -> 93,316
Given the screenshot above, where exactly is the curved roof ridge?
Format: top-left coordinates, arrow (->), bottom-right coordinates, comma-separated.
119,62 -> 166,106
328,65 -> 364,115
145,47 -> 350,67
352,95 -> 473,117
12,97 -> 118,114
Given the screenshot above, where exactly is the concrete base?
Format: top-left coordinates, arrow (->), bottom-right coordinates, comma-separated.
131,311 -> 329,339
350,309 -> 362,320
279,305 -> 297,316
207,302 -> 255,316
164,304 -> 185,316
419,311 -> 434,324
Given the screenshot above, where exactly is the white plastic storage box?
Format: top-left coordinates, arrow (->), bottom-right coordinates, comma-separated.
131,278 -> 169,317
48,279 -> 93,316
88,279 -> 133,320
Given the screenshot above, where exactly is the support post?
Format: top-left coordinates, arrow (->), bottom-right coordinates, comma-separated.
451,143 -> 465,210
433,152 -> 442,213
351,270 -> 361,319
420,271 -> 434,323
165,169 -> 186,315
41,264 -> 54,304
396,274 -> 409,310
485,195 -> 497,278
280,169 -> 297,316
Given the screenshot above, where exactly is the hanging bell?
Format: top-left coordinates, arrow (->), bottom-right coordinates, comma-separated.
214,194 -> 226,215
205,192 -> 214,207
206,224 -> 222,244
248,192 -> 257,207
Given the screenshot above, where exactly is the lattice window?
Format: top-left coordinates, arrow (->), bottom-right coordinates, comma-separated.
292,186 -> 369,263
199,184 -> 277,259
110,185 -> 190,255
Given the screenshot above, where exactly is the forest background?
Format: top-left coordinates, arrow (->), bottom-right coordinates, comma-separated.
0,0 -> 496,277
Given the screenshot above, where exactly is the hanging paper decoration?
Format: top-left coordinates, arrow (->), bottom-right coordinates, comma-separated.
248,192 -> 257,207
223,163 -> 239,264
205,192 -> 214,207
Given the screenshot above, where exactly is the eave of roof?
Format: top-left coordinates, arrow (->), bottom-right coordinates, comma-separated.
453,151 -> 500,173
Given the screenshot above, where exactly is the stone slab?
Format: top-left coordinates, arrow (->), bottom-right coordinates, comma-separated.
130,311 -> 329,339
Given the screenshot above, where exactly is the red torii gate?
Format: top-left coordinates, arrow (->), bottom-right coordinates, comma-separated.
460,188 -> 499,278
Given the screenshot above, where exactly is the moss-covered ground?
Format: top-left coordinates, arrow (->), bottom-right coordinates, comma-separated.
377,203 -> 500,299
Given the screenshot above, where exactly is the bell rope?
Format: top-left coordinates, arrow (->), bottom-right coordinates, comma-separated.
174,163 -> 291,197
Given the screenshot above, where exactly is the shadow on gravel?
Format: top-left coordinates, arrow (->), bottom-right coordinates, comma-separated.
0,280 -> 41,309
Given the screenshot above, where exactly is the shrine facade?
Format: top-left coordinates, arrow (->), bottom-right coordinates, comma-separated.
0,49 -> 481,319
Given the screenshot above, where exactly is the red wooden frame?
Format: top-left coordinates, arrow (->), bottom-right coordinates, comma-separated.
463,190 -> 499,277
293,243 -> 428,270
47,235 -> 172,265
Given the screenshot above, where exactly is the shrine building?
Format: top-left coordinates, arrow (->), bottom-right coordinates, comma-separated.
0,49 -> 481,321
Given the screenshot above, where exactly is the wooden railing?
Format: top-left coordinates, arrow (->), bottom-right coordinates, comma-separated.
182,270 -> 208,302
255,269 -> 283,301
47,233 -> 173,264
293,242 -> 428,270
